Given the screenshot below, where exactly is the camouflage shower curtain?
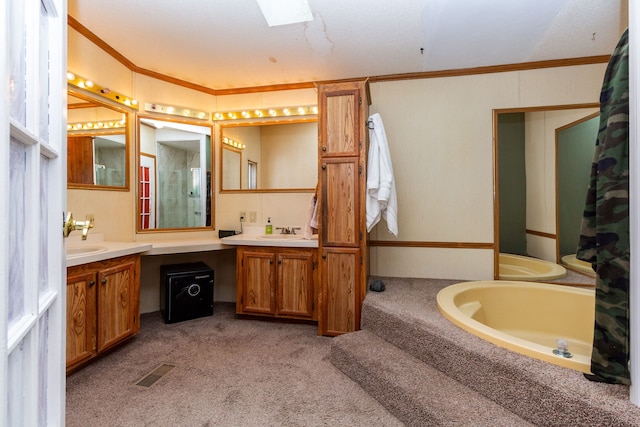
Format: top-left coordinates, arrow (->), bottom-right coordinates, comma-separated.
576,28 -> 630,385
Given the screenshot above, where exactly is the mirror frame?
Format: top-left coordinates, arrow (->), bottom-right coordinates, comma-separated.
219,117 -> 318,193
136,114 -> 215,233
67,89 -> 131,191
493,102 -> 599,280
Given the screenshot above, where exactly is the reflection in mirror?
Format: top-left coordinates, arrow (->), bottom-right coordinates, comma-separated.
138,117 -> 213,231
495,105 -> 598,281
67,92 -> 129,189
556,113 -> 599,267
220,120 -> 317,191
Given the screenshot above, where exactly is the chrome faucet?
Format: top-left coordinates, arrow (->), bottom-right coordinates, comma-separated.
63,212 -> 95,240
276,226 -> 301,235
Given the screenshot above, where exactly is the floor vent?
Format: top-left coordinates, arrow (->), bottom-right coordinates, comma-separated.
135,363 -> 176,388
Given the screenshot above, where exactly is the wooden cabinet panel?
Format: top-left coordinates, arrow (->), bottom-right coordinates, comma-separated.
319,248 -> 360,336
67,136 -> 95,184
237,247 -> 317,320
66,254 -> 141,374
321,157 -> 359,247
97,260 -> 137,352
277,251 -> 314,318
318,80 -> 368,336
319,83 -> 363,157
66,271 -> 97,367
239,249 -> 276,315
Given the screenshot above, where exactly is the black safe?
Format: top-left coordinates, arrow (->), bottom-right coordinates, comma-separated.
160,262 -> 214,324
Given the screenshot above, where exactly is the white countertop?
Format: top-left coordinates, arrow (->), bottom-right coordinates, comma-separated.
65,231 -> 317,267
221,233 -> 318,248
66,240 -> 153,267
142,239 -> 228,255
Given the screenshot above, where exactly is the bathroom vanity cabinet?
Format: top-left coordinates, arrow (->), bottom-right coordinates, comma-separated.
235,246 -> 318,321
317,80 -> 368,336
66,254 -> 141,373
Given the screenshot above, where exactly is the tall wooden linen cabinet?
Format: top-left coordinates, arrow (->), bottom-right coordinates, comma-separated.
317,81 -> 369,336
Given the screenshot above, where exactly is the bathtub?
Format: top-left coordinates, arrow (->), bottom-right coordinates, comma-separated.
499,253 -> 567,281
561,254 -> 596,276
436,281 -> 594,373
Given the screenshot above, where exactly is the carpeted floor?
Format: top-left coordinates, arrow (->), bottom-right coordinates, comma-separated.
65,303 -> 402,427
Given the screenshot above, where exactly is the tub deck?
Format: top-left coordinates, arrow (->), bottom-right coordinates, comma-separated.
331,277 -> 640,426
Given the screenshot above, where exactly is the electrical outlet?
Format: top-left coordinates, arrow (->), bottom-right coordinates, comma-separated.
239,211 -> 246,220
249,211 -> 257,223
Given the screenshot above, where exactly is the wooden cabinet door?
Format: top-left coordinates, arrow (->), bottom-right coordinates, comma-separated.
97,259 -> 137,352
319,248 -> 361,336
277,250 -> 315,318
319,82 -> 364,157
321,157 -> 360,247
66,270 -> 97,370
240,249 -> 277,315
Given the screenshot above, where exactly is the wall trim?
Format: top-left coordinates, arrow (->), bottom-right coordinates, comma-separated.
68,15 -> 611,96
369,240 -> 493,249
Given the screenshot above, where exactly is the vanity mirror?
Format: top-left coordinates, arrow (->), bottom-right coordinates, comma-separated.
137,116 -> 213,232
67,92 -> 129,190
220,119 -> 318,192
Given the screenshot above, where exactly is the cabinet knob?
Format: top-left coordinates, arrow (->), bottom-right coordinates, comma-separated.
101,278 -> 107,285
322,164 -> 326,170
89,280 -> 95,287
322,146 -> 326,151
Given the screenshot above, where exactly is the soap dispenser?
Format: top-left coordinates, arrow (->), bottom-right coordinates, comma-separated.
265,217 -> 273,234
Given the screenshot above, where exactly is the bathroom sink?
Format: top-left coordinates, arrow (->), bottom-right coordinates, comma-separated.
66,245 -> 108,258
257,234 -> 303,240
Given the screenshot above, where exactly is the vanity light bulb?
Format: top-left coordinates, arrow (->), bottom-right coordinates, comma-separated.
67,72 -> 76,81
242,111 -> 249,118
166,106 -> 175,114
198,112 -> 205,119
298,107 -> 305,114
85,80 -> 94,88
67,124 -> 72,130
131,99 -> 138,106
312,106 -> 318,114
77,81 -> 85,89
255,110 -> 263,117
269,109 -> 276,116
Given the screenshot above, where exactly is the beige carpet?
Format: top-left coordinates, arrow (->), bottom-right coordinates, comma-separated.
65,303 -> 402,427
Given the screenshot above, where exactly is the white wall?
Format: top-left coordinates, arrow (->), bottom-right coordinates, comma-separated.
367,65 -> 606,280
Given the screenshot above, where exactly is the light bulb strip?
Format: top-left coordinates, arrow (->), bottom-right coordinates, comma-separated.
213,105 -> 318,121
67,120 -> 126,132
67,71 -> 139,110
144,102 -> 210,120
222,136 -> 246,150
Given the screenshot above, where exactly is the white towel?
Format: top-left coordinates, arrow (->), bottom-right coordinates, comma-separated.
366,113 -> 398,237
304,193 -> 318,239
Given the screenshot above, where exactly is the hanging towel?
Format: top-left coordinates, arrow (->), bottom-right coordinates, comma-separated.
304,192 -> 318,239
366,113 -> 398,237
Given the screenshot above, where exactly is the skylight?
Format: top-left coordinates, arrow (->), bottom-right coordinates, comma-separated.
256,0 -> 313,27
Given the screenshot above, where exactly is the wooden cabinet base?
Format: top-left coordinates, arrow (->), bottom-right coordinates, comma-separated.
66,254 -> 140,374
236,246 -> 318,322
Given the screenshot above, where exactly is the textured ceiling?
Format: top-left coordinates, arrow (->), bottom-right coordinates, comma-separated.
68,0 -> 627,90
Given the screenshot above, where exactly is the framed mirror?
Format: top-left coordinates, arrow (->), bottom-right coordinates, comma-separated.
494,104 -> 599,281
67,91 -> 130,190
137,116 -> 213,232
220,119 -> 318,192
